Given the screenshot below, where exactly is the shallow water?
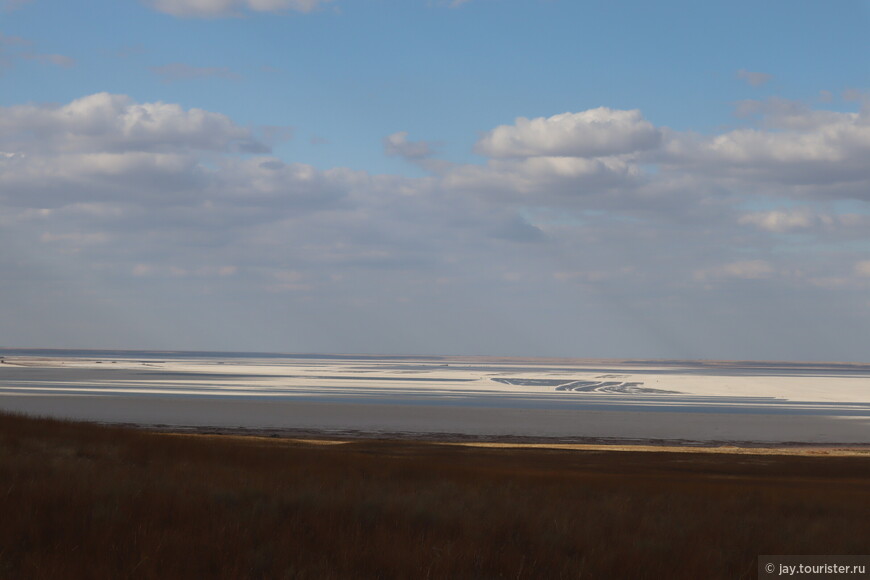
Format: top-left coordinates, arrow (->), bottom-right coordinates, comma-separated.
1,350 -> 869,443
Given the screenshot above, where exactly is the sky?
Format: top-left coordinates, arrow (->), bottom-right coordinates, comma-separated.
1,0 -> 869,361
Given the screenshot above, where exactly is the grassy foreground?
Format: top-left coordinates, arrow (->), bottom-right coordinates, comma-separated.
0,412 -> 868,579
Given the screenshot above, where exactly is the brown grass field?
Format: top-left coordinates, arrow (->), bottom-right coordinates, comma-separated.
0,411 -> 868,579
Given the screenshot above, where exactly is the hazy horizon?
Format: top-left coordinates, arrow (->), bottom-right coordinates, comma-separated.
5,347 -> 870,367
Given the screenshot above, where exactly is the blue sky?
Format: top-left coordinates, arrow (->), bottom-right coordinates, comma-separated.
1,0 -> 870,360
6,0 -> 866,172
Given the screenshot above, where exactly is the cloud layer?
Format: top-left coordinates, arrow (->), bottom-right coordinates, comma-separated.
3,92 -> 869,359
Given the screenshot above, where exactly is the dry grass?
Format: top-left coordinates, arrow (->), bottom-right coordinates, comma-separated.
0,411 -> 868,579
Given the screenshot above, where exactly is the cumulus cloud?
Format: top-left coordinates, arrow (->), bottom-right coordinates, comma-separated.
150,63 -> 240,83
0,92 -> 266,154
475,108 -> 662,159
737,69 -> 772,87
144,0 -> 331,18
662,102 -> 870,194
0,93 -> 275,210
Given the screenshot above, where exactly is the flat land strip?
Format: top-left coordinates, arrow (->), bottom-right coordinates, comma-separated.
1,411 -> 868,579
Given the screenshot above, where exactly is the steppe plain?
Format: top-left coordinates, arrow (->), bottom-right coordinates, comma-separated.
2,350 -> 870,578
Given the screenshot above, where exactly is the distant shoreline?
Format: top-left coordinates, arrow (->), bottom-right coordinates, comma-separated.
3,348 -> 870,369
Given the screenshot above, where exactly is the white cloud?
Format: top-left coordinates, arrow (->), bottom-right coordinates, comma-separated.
0,92 -> 266,154
0,94 -> 276,209
662,103 -> 870,192
0,150 -> 204,208
213,157 -> 350,209
475,108 -> 662,159
145,0 -> 331,18
443,155 -> 640,199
